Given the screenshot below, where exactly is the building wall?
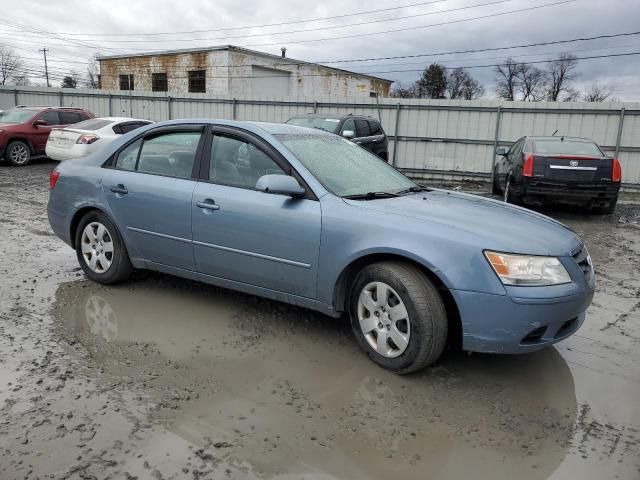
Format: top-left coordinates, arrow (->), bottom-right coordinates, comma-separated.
99,49 -> 391,98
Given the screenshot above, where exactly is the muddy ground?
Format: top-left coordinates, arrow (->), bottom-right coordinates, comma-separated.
0,160 -> 638,480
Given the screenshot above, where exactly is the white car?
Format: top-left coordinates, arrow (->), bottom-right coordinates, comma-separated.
46,117 -> 153,161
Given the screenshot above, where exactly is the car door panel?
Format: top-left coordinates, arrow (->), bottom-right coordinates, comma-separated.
101,127 -> 204,270
192,183 -> 321,298
191,130 -> 322,299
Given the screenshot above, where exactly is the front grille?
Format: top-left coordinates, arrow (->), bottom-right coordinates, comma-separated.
571,244 -> 593,281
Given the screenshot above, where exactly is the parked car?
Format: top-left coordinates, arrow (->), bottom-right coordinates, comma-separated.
46,117 -> 153,161
493,136 -> 622,213
48,120 -> 594,373
0,106 -> 94,166
285,113 -> 389,161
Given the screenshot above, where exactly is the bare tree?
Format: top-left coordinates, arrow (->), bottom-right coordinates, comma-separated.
494,58 -> 520,101
0,46 -> 24,85
447,68 -> 467,99
391,82 -> 418,98
544,53 -> 578,101
461,75 -> 484,100
583,81 -> 614,102
85,55 -> 100,88
12,74 -> 30,86
516,64 -> 545,101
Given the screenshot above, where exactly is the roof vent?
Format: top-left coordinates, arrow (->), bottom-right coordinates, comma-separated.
281,47 -> 287,58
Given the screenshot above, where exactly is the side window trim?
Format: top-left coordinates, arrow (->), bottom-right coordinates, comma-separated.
201,125 -> 317,201
106,124 -> 207,180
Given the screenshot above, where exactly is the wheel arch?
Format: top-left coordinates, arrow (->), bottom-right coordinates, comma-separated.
6,137 -> 36,154
69,206 -> 112,249
332,252 -> 462,348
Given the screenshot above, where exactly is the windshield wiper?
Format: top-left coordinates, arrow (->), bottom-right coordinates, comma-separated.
343,191 -> 400,200
395,185 -> 432,195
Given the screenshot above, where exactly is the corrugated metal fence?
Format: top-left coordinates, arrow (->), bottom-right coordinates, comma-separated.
1,85 -> 639,187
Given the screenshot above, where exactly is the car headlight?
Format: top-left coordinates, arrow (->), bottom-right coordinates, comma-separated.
484,251 -> 571,286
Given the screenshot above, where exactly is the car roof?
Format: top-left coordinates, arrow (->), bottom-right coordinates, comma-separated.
136,119 -> 332,136
94,117 -> 152,122
14,106 -> 89,111
288,113 -> 375,121
526,136 -> 595,142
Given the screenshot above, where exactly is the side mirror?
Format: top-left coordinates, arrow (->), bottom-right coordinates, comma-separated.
33,119 -> 48,127
342,130 -> 355,139
256,174 -> 305,198
496,147 -> 507,156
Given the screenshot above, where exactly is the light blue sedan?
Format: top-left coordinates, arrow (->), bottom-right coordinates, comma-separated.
47,120 -> 594,373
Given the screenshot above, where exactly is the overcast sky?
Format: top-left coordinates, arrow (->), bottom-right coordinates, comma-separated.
5,0 -> 640,100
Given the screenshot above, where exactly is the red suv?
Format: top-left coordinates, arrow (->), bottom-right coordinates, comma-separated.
0,106 -> 94,166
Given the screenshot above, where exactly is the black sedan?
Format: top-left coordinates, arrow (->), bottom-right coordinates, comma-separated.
493,136 -> 622,213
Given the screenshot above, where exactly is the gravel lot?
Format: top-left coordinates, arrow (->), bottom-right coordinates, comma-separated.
1,159 -> 638,480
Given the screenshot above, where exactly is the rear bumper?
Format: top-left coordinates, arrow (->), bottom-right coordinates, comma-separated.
45,144 -> 92,161
521,179 -> 620,202
452,286 -> 593,354
47,201 -> 73,247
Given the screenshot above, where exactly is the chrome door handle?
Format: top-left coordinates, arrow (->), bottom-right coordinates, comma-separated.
196,200 -> 220,211
110,185 -> 128,194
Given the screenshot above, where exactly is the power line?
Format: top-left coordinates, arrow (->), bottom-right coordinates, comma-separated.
47,0 -> 515,44
29,0 -> 450,37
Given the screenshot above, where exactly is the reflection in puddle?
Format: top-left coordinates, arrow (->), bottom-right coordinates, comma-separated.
52,275 -> 577,480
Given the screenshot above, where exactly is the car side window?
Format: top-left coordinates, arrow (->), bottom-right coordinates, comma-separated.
59,111 -> 81,124
341,118 -> 356,135
209,135 -> 285,189
507,138 -> 524,159
39,111 -> 60,126
369,120 -> 383,136
119,122 -> 149,134
137,132 -> 201,179
115,138 -> 142,171
355,119 -> 371,137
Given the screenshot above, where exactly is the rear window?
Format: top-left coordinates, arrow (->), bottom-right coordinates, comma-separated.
532,140 -> 602,156
285,116 -> 341,133
71,118 -> 114,131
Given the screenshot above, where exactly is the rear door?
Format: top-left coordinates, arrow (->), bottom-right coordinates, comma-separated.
366,119 -> 387,159
33,111 -> 62,152
102,125 -> 205,270
191,127 -> 322,299
354,118 -> 375,152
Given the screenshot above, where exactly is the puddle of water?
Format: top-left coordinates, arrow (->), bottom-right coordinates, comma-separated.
52,275 -> 579,480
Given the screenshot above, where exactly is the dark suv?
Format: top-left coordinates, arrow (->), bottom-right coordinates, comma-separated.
0,106 -> 94,166
285,113 -> 389,161
494,136 -> 621,213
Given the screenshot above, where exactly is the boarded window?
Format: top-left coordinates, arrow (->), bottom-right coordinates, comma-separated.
119,74 -> 134,91
188,70 -> 206,93
152,73 -> 168,92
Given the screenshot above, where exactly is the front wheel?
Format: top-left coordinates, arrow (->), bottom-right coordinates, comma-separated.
6,141 -> 31,166
349,262 -> 448,374
75,211 -> 133,284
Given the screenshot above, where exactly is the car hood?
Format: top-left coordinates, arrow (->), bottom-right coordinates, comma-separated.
343,189 -> 582,256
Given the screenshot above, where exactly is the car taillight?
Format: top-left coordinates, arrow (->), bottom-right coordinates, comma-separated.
612,158 -> 622,182
76,134 -> 99,144
49,169 -> 60,189
522,154 -> 534,177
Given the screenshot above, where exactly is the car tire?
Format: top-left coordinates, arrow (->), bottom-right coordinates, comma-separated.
491,167 -> 502,195
6,141 -> 31,166
349,261 -> 448,374
504,173 -> 521,204
595,197 -> 618,214
75,211 -> 133,284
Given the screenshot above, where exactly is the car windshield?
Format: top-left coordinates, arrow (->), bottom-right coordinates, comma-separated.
70,118 -> 114,131
285,116 -> 341,133
0,109 -> 36,124
278,134 -> 416,197
533,139 -> 602,156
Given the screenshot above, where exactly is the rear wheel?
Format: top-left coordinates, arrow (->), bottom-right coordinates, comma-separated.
6,141 -> 31,166
75,211 -> 133,284
594,197 -> 618,214
491,167 -> 502,195
503,173 -> 521,204
349,262 -> 448,374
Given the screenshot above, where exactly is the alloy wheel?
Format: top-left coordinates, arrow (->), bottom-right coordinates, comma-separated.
357,281 -> 410,358
80,222 -> 114,273
9,144 -> 29,165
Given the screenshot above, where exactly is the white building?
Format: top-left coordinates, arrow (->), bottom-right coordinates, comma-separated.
98,45 -> 392,98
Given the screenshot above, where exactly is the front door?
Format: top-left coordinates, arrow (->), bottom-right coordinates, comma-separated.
192,130 -> 322,299
102,127 -> 204,270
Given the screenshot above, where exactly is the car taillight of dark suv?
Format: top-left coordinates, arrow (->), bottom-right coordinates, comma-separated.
0,106 -> 94,166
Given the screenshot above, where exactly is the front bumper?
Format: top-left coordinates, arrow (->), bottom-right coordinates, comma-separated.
452,284 -> 593,354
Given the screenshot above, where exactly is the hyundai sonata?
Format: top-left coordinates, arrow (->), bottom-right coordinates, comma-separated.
47,120 -> 594,373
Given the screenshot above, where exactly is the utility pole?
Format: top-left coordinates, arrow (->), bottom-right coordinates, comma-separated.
39,48 -> 50,87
